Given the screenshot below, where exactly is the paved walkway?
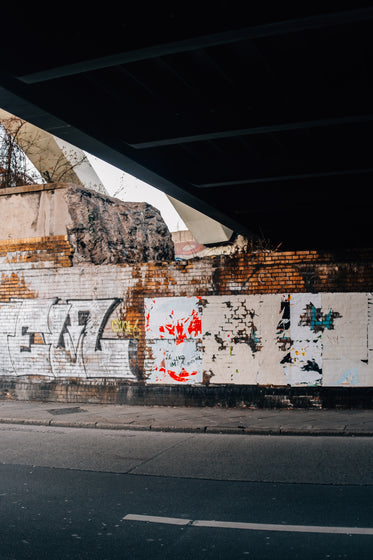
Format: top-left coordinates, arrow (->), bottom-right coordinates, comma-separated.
0,400 -> 372,436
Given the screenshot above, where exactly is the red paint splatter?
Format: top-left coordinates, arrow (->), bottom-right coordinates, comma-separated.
167,368 -> 197,382
152,305 -> 202,382
154,360 -> 197,383
158,309 -> 201,343
164,323 -> 175,336
187,309 -> 202,337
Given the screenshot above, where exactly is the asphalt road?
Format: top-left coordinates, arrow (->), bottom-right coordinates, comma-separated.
0,424 -> 372,559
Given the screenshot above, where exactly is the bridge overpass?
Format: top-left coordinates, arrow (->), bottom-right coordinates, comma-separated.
0,4 -> 372,249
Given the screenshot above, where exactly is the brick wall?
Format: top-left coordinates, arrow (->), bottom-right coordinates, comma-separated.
0,236 -> 73,276
0,236 -> 372,407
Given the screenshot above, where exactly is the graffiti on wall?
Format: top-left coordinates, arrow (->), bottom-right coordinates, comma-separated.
145,293 -> 373,387
1,292 -> 372,386
111,318 -> 141,339
0,298 -> 137,378
144,296 -> 203,383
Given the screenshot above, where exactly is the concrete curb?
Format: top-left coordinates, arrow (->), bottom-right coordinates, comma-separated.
1,417 -> 372,436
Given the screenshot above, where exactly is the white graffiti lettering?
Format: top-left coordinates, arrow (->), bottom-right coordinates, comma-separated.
0,298 -> 137,379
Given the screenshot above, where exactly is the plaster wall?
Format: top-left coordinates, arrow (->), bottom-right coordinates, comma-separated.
0,186 -> 71,239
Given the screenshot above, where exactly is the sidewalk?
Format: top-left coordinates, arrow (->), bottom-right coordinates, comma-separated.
0,400 -> 372,436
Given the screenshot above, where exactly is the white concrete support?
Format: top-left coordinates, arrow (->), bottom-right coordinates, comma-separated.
0,109 -> 107,194
167,195 -> 233,244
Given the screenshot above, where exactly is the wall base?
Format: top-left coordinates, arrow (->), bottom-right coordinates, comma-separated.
0,378 -> 372,409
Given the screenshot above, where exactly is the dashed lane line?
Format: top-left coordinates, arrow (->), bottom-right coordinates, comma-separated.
122,514 -> 373,535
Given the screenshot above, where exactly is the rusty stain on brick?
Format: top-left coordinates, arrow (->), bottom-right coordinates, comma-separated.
0,272 -> 38,301
0,236 -> 73,268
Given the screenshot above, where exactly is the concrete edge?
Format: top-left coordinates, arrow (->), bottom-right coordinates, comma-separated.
0,418 -> 372,436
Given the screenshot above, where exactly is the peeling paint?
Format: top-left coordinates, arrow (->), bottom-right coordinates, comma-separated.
144,297 -> 202,384
0,272 -> 38,301
0,260 -> 372,389
299,302 -> 342,333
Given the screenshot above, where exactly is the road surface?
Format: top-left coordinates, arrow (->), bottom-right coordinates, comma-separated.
0,424 -> 372,559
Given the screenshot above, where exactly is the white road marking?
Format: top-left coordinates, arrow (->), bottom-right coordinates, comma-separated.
124,514 -> 190,526
122,514 -> 373,535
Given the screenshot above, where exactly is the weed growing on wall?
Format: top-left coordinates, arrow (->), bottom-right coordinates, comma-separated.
0,114 -> 89,188
0,120 -> 42,188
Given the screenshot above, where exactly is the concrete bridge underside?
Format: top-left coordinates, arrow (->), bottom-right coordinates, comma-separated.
0,5 -> 372,249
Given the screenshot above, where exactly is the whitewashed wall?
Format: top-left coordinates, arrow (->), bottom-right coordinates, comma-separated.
145,293 -> 373,387
0,266 -> 371,386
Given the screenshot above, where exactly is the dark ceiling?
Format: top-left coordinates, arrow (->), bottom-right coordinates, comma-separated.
1,3 -> 372,250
